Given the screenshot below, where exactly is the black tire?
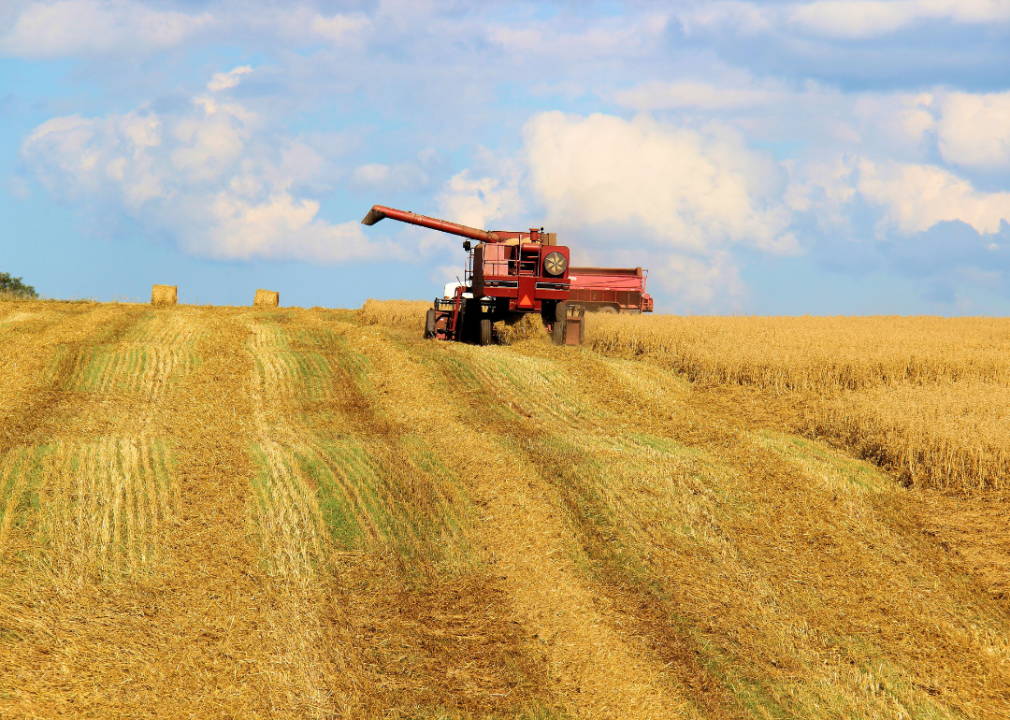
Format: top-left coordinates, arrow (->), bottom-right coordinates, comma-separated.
453,299 -> 468,342
551,301 -> 567,345
425,308 -> 437,338
579,314 -> 586,345
599,305 -> 618,314
479,317 -> 493,346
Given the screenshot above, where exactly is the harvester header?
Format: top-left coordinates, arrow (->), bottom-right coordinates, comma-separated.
361,203 -> 580,345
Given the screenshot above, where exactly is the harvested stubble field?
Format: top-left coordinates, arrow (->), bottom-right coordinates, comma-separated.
3,300 -> 1010,719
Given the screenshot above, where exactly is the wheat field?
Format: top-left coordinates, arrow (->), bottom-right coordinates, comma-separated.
2,299 -> 1010,718
589,313 -> 1010,492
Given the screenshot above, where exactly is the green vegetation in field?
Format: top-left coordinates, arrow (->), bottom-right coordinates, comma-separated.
250,434 -> 477,577
752,430 -> 891,494
0,440 -> 175,576
0,271 -> 38,300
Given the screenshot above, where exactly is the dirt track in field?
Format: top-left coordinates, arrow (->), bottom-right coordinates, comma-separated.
3,301 -> 1010,719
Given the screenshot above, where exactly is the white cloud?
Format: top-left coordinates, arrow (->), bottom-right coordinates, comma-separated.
790,1 -> 919,38
937,91 -> 1010,169
522,112 -> 796,255
854,93 -> 936,149
437,154 -> 524,232
676,0 -> 1010,40
21,87 -> 395,263
0,0 -> 212,57
24,112 -> 166,205
789,0 -> 1010,39
207,65 -> 253,92
785,154 -> 858,223
858,159 -> 1010,235
170,99 -> 251,183
653,252 -> 746,310
198,190 -> 376,262
311,13 -> 369,44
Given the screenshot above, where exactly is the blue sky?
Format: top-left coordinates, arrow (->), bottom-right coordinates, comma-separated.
3,0 -> 1010,314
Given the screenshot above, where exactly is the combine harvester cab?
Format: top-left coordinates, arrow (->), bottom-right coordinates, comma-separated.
362,204 -> 583,345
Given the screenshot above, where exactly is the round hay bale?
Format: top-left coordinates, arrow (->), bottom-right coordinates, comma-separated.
254,289 -> 280,307
151,284 -> 178,306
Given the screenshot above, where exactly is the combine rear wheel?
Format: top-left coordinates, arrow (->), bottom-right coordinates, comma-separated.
479,317 -> 493,346
599,306 -> 618,314
551,301 -> 567,345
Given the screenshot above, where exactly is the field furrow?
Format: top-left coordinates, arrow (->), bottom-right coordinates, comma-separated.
250,440 -> 328,578
0,447 -> 32,551
345,328 -> 710,719
241,312 -> 562,717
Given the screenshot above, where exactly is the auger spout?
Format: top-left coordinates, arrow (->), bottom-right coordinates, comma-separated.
361,204 -> 500,244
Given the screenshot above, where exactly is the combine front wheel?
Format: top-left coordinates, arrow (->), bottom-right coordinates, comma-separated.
551,301 -> 567,345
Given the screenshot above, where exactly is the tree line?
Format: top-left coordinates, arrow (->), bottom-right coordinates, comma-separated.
0,271 -> 38,299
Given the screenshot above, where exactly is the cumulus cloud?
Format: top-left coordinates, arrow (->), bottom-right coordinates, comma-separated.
676,0 -> 1010,41
437,163 -> 524,233
523,112 -> 797,255
786,155 -> 858,223
20,68 -> 394,262
854,93 -> 936,150
858,160 -> 1010,235
937,91 -> 1010,169
206,66 -> 253,92
788,149 -> 1010,237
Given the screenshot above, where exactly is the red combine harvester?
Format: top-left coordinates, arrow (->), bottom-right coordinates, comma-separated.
361,205 -> 582,345
568,267 -> 654,314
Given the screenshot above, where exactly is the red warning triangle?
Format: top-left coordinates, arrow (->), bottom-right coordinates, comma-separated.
518,294 -> 533,308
